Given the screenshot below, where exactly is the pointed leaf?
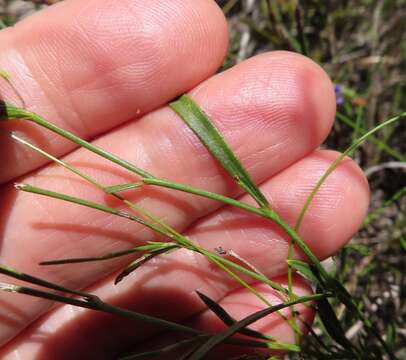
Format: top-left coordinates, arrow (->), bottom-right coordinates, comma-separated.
40,248 -> 141,265
196,291 -> 268,340
170,95 -> 269,208
0,70 -> 10,81
316,292 -> 354,351
115,245 -> 178,284
40,242 -> 178,266
119,336 -> 205,360
188,293 -> 325,359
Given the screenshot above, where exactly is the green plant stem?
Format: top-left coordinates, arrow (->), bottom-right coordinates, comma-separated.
0,279 -> 273,350
15,183 -> 171,238
6,102 -> 319,342
292,112 -> 405,360
0,263 -> 90,298
336,111 -> 406,161
16,181 -> 291,295
10,131 -> 293,302
4,103 -> 320,286
296,112 -> 405,232
1,104 -> 154,178
139,178 -> 327,281
10,130 -> 292,300
143,178 -> 266,215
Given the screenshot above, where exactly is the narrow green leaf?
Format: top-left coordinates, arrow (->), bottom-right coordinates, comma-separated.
316,292 -> 355,351
114,245 -> 178,284
296,112 -> 406,231
326,279 -> 359,318
0,281 -> 95,307
287,260 -> 321,284
336,111 -> 406,162
134,242 -> 178,252
400,236 -> 406,252
386,321 -> 397,350
2,103 -> 153,178
266,342 -> 300,352
0,272 -> 273,350
15,183 -> 171,239
119,336 -> 207,360
188,293 -> 327,359
196,291 -> 269,340
170,95 -> 269,208
41,242 -> 178,266
40,248 -> 145,266
0,69 -> 10,81
0,263 -> 92,299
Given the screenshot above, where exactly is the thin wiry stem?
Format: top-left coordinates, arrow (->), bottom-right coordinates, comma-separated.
295,112 -> 406,231
9,130 -> 291,296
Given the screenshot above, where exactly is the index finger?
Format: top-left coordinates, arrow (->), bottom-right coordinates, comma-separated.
0,0 -> 228,183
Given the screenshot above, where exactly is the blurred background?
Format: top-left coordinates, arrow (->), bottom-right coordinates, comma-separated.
1,1 -> 405,358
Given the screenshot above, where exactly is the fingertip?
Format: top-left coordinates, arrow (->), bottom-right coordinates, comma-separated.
0,0 -> 230,183
294,149 -> 370,258
265,51 -> 336,145
190,50 -> 336,166
286,52 -> 336,143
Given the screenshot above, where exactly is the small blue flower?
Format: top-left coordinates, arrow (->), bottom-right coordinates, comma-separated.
334,84 -> 344,106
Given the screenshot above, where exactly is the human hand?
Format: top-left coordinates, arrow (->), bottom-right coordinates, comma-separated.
0,0 -> 369,358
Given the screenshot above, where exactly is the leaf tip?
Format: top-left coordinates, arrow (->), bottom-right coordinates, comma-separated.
114,274 -> 125,285
14,182 -> 27,191
0,282 -> 19,293
0,70 -> 10,81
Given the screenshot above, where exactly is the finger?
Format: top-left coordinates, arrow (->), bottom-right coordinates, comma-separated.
0,276 -> 313,360
190,149 -> 370,277
0,51 -> 336,344
130,277 -> 314,360
0,148 -> 367,356
0,0 -> 228,183
3,151 -> 368,359
0,150 -> 366,357
0,149 -> 367,357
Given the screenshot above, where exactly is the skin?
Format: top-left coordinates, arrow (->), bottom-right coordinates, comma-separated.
0,0 -> 370,359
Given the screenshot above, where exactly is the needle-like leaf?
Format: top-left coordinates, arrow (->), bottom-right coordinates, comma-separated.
316,294 -> 355,351
114,244 -> 179,284
295,112 -> 405,231
40,243 -> 178,266
187,294 -> 327,359
118,336 -> 207,360
196,290 -> 269,340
